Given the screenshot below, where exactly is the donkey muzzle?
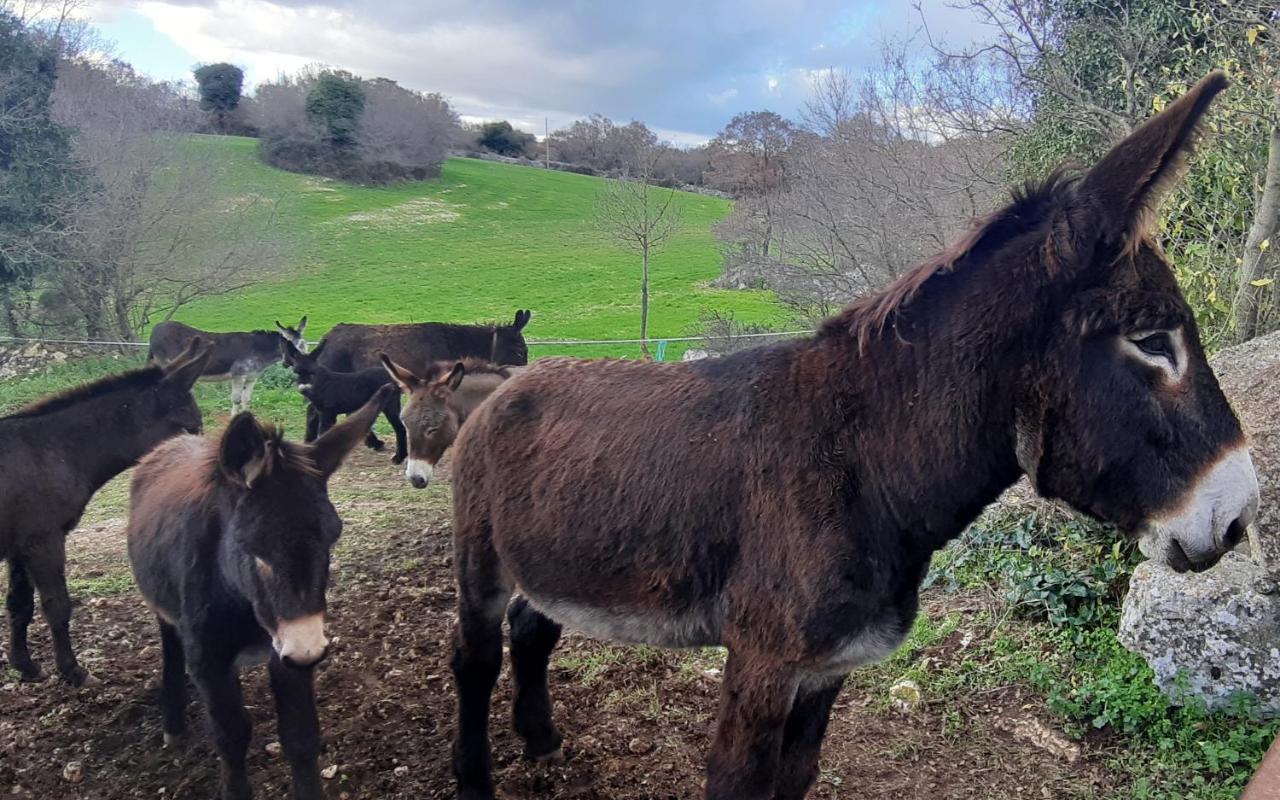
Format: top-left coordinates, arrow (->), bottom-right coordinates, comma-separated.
1139,445 -> 1260,572
273,613 -> 329,669
405,458 -> 433,489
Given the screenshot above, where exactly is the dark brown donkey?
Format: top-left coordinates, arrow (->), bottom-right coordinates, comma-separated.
127,385 -> 395,800
0,340 -> 210,685
448,73 -> 1261,800
305,310 -> 531,443
281,339 -> 407,462
379,357 -> 518,488
148,318 -> 309,415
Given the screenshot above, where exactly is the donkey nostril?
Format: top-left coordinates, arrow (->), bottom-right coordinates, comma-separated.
1224,518 -> 1247,550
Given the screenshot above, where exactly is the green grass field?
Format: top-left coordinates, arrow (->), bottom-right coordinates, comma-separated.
176,135 -> 782,358
2,134 -> 784,430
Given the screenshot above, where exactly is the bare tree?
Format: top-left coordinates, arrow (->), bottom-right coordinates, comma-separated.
37,57 -> 294,340
714,60 -> 1008,322
595,146 -> 684,357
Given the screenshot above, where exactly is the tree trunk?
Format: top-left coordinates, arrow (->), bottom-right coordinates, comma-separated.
1234,105 -> 1280,341
639,244 -> 651,358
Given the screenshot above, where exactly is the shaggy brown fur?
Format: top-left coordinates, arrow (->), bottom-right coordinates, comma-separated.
446,73 -> 1250,800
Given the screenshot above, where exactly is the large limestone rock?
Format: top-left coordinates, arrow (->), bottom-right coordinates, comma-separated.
1119,330 -> 1280,713
1211,329 -> 1280,572
1120,552 -> 1280,713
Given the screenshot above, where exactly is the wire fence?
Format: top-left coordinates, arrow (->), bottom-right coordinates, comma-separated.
0,329 -> 815,351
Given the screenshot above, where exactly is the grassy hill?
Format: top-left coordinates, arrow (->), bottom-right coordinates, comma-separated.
2,135 -> 783,429
177,135 -> 782,358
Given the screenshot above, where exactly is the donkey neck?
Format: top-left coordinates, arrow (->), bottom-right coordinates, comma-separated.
45,390 -> 169,490
806,245 -> 1057,552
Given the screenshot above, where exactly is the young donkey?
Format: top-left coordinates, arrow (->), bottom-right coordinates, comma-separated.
448,73 -> 1260,800
127,385 -> 395,800
280,338 -> 407,463
0,340 -> 210,685
149,317 -> 309,415
379,356 -> 518,488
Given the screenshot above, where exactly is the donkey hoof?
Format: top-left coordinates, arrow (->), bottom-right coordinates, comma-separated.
162,731 -> 184,749
529,745 -> 565,764
391,454 -> 406,465
63,666 -> 96,687
14,662 -> 46,683
367,440 -> 386,452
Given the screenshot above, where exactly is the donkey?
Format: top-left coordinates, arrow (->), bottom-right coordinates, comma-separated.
305,311 -> 530,442
127,385 -> 395,800
380,356 -> 519,488
148,318 -> 309,415
0,340 -> 210,685
447,73 -> 1260,800
280,339 -> 407,463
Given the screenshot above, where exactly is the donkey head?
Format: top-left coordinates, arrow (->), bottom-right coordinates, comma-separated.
139,337 -> 211,439
280,338 -> 324,396
381,354 -> 464,489
275,316 -> 309,354
215,384 -> 395,667
1013,72 -> 1258,571
493,309 -> 532,366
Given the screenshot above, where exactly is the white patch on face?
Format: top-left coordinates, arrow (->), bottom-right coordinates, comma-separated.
272,613 -> 328,666
1139,445 -> 1261,565
1119,328 -> 1189,384
405,458 -> 434,488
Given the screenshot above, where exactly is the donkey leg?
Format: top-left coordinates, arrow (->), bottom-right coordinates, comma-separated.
304,405 -> 320,443
192,657 -> 254,800
451,567 -> 510,800
229,375 -> 245,416
240,375 -> 258,412
704,651 -> 798,800
268,655 -> 323,800
25,538 -> 90,686
772,676 -> 845,800
6,555 -> 43,681
507,596 -> 564,760
386,406 -> 407,465
159,620 -> 189,746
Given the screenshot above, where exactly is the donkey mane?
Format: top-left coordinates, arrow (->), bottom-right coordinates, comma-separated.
3,365 -> 167,420
823,171 -> 1079,347
218,421 -> 322,482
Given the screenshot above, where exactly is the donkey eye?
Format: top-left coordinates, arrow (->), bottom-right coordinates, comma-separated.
1133,332 -> 1174,360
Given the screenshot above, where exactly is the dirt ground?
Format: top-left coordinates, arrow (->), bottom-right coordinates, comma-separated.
1,448 -> 1127,799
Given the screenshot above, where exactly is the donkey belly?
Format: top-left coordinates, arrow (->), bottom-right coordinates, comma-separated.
520,590 -> 723,648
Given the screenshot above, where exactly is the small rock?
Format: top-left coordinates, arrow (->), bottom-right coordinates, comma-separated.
992,715 -> 1080,763
265,742 -> 282,756
321,765 -> 338,780
393,765 -> 410,778
889,679 -> 923,713
628,737 -> 653,755
62,761 -> 83,784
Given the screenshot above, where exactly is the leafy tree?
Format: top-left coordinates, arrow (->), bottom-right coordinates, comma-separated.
477,120 -> 534,157
0,9 -> 80,334
305,71 -> 365,148
193,62 -> 243,132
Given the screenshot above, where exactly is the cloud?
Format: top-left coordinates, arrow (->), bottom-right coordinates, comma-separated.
85,0 -> 989,142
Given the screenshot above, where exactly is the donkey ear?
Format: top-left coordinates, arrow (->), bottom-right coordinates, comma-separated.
312,384 -> 397,477
279,337 -> 300,364
161,337 -> 211,391
513,310 -> 531,331
1079,71 -> 1228,250
379,353 -> 421,392
297,315 -> 307,334
219,413 -> 271,488
439,361 -> 465,391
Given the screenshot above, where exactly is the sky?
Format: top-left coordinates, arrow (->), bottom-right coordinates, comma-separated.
82,0 -> 989,146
